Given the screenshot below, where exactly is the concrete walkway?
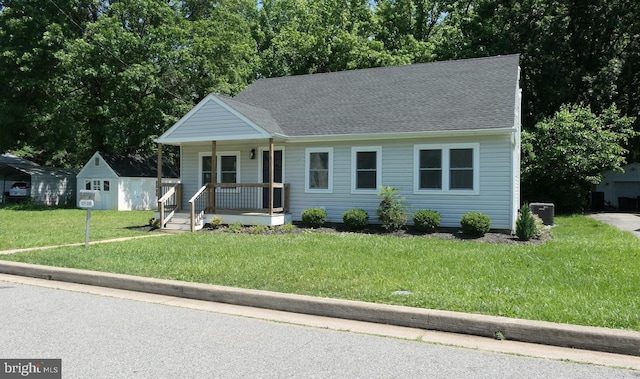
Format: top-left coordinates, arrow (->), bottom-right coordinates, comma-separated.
588,212 -> 640,238
0,233 -> 170,255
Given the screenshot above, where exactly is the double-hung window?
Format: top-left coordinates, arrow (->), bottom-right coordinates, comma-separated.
351,146 -> 382,193
414,144 -> 479,194
305,148 -> 333,193
200,152 -> 240,188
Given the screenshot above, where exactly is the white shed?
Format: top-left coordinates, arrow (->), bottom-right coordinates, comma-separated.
594,162 -> 640,210
76,152 -> 179,210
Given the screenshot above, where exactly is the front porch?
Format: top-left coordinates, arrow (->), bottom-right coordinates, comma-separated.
157,182 -> 291,231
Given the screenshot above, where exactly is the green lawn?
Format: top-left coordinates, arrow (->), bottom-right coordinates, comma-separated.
0,207 -> 154,249
0,209 -> 638,331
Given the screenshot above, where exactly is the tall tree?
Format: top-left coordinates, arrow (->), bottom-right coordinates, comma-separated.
257,0 -> 403,77
0,0 -> 258,166
522,104 -> 635,213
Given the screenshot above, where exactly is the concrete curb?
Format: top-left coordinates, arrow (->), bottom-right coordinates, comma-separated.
1,260 -> 639,357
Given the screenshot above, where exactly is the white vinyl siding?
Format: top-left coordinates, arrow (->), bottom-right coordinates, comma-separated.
413,143 -> 480,195
351,146 -> 382,193
163,97 -> 269,142
305,148 -> 333,193
180,135 -> 516,230
285,136 -> 513,230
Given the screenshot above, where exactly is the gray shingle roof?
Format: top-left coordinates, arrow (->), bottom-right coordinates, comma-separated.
216,96 -> 285,135
233,54 -> 520,137
101,153 -> 179,178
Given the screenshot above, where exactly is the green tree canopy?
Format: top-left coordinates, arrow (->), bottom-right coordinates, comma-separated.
522,104 -> 635,213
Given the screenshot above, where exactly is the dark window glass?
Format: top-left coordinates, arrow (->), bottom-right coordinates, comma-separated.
356,151 -> 377,189
450,149 -> 473,189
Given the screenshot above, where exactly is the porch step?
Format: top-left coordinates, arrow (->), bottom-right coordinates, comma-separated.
163,213 -> 204,232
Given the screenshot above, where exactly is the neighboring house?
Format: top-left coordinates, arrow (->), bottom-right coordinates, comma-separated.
594,163 -> 640,211
0,153 -> 77,206
155,54 -> 522,231
77,152 -> 179,210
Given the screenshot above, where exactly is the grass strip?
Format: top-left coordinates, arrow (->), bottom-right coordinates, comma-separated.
0,208 -> 154,250
1,214 -> 638,331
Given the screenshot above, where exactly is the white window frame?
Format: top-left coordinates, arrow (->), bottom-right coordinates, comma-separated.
351,146 -> 382,194
305,147 -> 333,193
413,143 -> 479,195
198,151 -> 241,191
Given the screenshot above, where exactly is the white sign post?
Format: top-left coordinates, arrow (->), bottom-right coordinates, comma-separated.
78,190 -> 100,247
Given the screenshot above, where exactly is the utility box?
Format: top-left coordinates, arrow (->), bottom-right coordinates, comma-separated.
78,190 -> 100,209
530,203 -> 554,226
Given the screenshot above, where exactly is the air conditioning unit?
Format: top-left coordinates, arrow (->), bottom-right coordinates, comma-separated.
530,203 -> 554,226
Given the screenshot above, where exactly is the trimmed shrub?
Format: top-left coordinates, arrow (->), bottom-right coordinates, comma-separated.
279,222 -> 295,233
516,204 -> 543,241
460,212 -> 491,237
376,186 -> 408,232
343,209 -> 369,231
207,216 -> 222,229
413,209 -> 441,233
301,207 -> 327,228
149,218 -> 161,230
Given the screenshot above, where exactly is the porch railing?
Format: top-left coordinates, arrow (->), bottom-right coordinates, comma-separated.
186,183 -> 290,231
206,183 -> 290,213
157,183 -> 182,229
188,185 -> 208,232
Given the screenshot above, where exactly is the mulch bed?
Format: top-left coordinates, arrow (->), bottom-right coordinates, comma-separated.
197,222 -> 552,245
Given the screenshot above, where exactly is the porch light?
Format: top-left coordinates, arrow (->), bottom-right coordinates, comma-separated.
250,149 -> 256,159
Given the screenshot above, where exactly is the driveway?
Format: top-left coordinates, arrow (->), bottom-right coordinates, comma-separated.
588,212 -> 640,238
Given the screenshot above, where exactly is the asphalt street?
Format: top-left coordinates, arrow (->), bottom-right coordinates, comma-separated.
1,279 -> 638,379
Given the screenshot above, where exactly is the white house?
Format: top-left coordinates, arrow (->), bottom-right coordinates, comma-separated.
155,55 -> 522,231
77,152 -> 179,210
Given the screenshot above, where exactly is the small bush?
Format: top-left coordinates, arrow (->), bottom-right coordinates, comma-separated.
413,209 -> 441,233
460,212 -> 491,237
149,218 -> 161,230
207,217 -> 223,229
515,204 -> 542,241
249,224 -> 267,234
342,209 -> 369,231
227,221 -> 243,233
301,208 -> 327,228
376,186 -> 408,232
279,222 -> 295,233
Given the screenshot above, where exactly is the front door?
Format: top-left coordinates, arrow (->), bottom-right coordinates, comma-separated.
262,150 -> 283,209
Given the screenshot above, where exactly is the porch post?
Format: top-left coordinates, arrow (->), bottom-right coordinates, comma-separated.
210,141 -> 217,212
269,138 -> 274,215
156,143 -> 162,201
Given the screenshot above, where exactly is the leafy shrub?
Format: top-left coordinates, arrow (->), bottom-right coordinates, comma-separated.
515,204 -> 544,241
460,212 -> 491,237
207,217 -> 222,229
376,186 -> 408,231
149,218 -> 161,230
249,224 -> 267,234
279,222 -> 295,233
227,221 -> 243,233
342,209 -> 369,231
301,208 -> 327,228
413,209 -> 441,233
